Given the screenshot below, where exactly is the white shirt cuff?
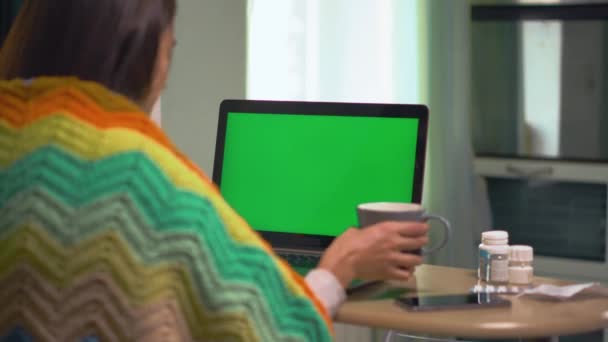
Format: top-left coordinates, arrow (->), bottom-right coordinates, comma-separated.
304,268 -> 347,317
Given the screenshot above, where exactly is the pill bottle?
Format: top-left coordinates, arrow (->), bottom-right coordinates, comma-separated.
478,230 -> 509,284
509,245 -> 534,285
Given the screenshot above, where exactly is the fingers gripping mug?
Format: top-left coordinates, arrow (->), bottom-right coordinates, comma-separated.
357,202 -> 452,255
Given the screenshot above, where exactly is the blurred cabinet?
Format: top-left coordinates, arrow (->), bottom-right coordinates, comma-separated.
475,157 -> 608,284
471,2 -> 608,287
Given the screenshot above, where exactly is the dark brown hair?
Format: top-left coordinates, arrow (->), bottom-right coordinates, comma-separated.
0,0 -> 176,104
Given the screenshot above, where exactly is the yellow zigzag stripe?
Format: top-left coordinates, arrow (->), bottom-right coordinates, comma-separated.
0,265 -> 195,341
0,225 -> 259,341
0,113 -> 305,298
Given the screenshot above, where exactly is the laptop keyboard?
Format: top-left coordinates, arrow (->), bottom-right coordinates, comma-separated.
278,253 -> 377,291
278,253 -> 320,269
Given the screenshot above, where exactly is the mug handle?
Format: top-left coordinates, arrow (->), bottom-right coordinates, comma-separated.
420,214 -> 452,255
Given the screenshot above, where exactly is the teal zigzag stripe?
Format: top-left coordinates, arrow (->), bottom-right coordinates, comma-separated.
0,189 -> 271,341
0,146 -> 329,342
0,145 -> 331,342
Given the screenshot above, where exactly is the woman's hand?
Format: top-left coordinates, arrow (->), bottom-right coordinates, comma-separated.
318,222 -> 429,288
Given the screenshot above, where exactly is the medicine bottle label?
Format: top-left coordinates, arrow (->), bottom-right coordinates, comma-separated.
479,249 -> 509,283
479,249 -> 490,280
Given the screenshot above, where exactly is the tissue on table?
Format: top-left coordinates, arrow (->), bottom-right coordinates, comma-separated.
519,283 -> 599,299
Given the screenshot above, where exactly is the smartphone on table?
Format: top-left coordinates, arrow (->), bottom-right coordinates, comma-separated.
395,293 -> 511,312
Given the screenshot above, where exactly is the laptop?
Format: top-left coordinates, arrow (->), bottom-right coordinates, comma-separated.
213,100 -> 429,275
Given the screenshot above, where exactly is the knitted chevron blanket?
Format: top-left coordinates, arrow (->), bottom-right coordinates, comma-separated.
0,77 -> 333,342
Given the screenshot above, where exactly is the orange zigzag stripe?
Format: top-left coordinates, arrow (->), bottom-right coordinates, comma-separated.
0,77 -> 140,113
0,84 -> 215,193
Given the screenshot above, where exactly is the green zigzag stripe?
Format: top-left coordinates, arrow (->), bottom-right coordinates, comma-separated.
1,189 -> 275,342
0,148 -> 328,342
0,147 -> 328,342
0,219 -> 262,341
0,145 -> 331,342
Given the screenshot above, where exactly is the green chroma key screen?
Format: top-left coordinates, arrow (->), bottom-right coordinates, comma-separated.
218,111 -> 421,237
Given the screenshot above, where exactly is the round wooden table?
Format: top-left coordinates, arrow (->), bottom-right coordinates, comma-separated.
336,264 -> 608,340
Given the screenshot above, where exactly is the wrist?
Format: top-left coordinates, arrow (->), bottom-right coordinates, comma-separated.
318,252 -> 356,289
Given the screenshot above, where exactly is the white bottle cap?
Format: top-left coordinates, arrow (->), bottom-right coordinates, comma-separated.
482,230 -> 509,244
510,245 -> 533,262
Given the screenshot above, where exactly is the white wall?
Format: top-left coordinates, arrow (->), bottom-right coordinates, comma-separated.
162,0 -> 247,174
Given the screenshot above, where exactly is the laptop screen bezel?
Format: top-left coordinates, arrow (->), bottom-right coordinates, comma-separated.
213,99 -> 429,252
